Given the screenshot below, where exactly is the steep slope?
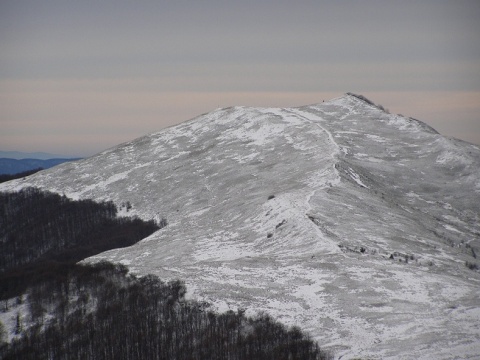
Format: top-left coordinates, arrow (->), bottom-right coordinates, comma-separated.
2,94 -> 479,359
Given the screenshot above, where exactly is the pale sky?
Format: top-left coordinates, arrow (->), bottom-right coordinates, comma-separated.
1,1 -> 479,157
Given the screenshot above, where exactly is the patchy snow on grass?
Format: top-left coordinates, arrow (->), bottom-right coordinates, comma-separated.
2,94 -> 480,360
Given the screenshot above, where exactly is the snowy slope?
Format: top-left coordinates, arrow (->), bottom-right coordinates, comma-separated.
2,94 -> 480,359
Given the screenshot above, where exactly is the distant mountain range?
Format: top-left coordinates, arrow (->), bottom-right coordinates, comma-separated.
0,152 -> 80,174
1,93 -> 479,359
0,151 -> 67,160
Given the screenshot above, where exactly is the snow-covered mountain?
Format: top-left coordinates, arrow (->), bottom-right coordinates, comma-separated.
2,93 -> 479,359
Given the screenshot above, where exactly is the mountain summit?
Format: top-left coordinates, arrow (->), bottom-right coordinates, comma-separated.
2,94 -> 479,359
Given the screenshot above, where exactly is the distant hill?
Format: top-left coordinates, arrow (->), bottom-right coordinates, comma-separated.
0,151 -> 65,160
0,157 -> 80,175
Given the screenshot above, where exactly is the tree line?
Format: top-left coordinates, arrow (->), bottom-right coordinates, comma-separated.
0,187 -> 331,359
1,262 -> 329,359
0,187 -> 161,299
0,168 -> 43,184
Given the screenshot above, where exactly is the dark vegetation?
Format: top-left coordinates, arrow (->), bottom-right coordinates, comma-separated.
0,187 -> 161,299
0,187 -> 330,359
465,261 -> 478,271
0,168 -> 43,183
1,262 -> 329,360
275,220 -> 287,229
346,92 -> 389,113
346,92 -> 376,106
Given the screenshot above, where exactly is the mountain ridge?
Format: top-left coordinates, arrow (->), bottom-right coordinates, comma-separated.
1,93 -> 479,359
0,157 -> 81,175
0,151 -> 69,160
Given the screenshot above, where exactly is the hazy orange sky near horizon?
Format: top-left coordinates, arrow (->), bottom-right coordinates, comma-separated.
1,1 -> 480,157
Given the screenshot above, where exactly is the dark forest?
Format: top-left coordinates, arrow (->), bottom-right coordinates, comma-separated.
0,187 -> 161,299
